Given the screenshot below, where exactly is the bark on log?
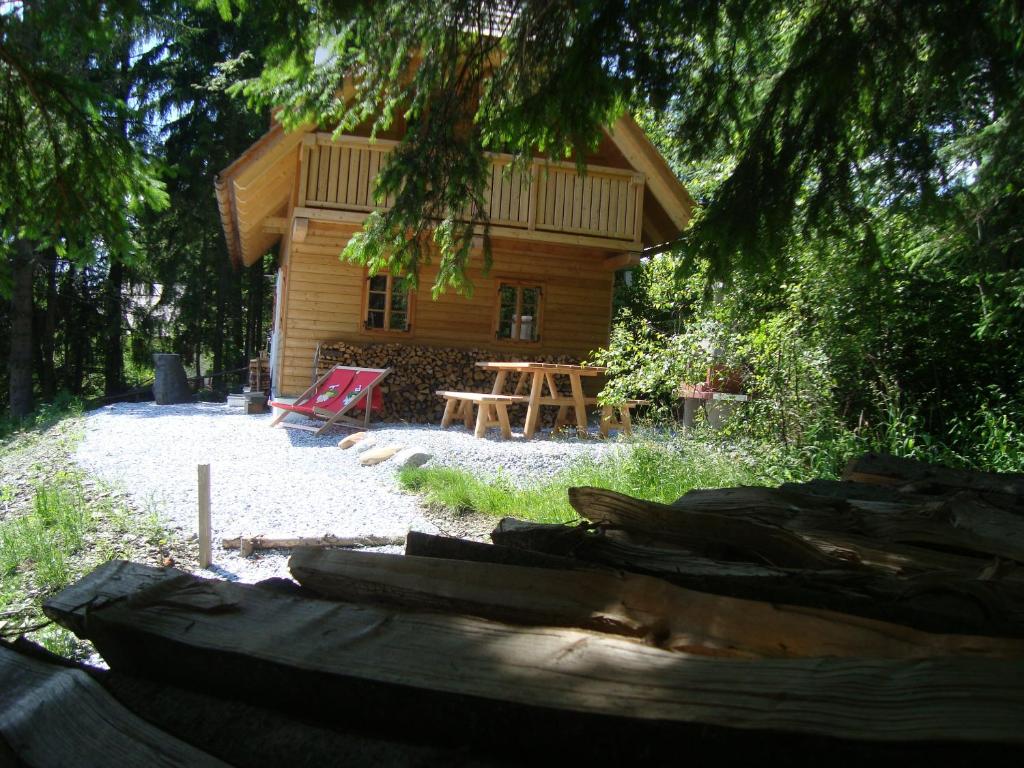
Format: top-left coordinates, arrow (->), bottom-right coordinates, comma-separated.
844,452 -> 1024,502
669,485 -> 1024,563
567,486 -> 850,570
0,642 -> 227,767
290,548 -> 1024,659
490,519 -> 1024,636
6,638 -> 486,768
43,561 -> 1024,746
568,486 -> 1022,575
404,530 -> 587,571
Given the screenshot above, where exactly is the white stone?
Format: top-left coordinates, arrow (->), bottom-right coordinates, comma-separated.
393,447 -> 432,469
359,445 -> 404,466
338,431 -> 369,449
351,435 -> 378,453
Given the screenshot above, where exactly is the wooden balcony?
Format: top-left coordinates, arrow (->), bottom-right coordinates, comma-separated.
296,133 -> 644,249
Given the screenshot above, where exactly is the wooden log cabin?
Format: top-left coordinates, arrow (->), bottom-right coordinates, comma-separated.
214,115 -> 694,408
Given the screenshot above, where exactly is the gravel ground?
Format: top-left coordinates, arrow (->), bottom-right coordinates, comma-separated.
75,402 -> 611,582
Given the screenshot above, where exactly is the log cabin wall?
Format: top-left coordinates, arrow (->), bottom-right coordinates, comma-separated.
278,219 -> 615,406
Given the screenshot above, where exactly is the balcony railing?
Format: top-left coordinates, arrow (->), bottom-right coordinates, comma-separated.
297,133 -> 644,247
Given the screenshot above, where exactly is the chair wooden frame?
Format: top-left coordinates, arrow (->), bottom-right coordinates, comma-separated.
269,365 -> 392,436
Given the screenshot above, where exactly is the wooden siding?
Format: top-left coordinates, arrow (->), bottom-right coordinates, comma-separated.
278,221 -> 614,396
299,134 -> 644,248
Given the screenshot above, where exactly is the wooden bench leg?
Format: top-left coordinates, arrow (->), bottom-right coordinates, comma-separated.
474,402 -> 491,438
600,405 -> 613,438
554,406 -> 570,432
462,400 -> 474,430
495,404 -> 512,440
570,375 -> 588,435
619,404 -> 633,436
441,397 -> 457,428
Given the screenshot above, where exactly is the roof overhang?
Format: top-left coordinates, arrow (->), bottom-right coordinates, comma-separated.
214,122 -> 310,268
605,115 -> 696,240
216,115 -> 696,268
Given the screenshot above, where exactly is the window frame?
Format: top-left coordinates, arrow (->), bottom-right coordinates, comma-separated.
361,270 -> 415,335
493,279 -> 544,345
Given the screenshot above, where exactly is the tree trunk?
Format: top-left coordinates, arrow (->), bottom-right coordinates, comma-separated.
213,255 -> 227,384
39,251 -> 58,400
65,264 -> 86,395
231,268 -> 244,376
8,240 -> 36,419
103,260 -> 125,396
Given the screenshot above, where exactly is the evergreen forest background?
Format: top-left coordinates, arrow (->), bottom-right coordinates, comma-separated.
2,0 -> 1022,473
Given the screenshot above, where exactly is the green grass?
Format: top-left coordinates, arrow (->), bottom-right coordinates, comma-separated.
0,404 -> 177,658
0,392 -> 82,442
0,481 -> 93,592
398,437 -> 769,523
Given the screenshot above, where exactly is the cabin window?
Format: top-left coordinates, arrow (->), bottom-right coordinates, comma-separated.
365,273 -> 412,332
495,282 -> 542,343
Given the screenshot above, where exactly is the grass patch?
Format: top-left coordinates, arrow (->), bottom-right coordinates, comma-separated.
398,437 -> 768,524
0,406 -> 178,659
0,481 -> 92,592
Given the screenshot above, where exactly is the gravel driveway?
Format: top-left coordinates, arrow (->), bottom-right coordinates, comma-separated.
75,402 -> 610,582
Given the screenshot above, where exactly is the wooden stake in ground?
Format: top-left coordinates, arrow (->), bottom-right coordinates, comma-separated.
198,464 -> 211,569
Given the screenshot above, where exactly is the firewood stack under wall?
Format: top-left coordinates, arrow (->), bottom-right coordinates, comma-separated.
315,340 -> 589,424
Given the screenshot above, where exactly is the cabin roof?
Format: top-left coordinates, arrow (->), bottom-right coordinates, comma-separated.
215,115 -> 695,268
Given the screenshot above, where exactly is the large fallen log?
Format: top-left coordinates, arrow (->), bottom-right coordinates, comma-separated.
5,638 -> 491,768
666,485 -> 1024,564
44,561 -> 1024,746
404,529 -> 588,571
0,642 -> 227,767
568,486 -> 1020,574
490,519 -> 1024,636
844,451 -> 1024,501
289,547 -> 1024,659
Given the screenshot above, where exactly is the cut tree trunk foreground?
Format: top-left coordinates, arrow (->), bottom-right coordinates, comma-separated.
21,453 -> 1024,764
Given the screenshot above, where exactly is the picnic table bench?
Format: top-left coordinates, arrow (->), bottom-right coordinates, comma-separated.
437,391 -> 525,439
438,361 -> 643,439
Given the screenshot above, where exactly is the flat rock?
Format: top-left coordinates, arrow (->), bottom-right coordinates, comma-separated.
338,432 -> 369,449
359,445 -> 404,466
393,447 -> 432,469
352,436 -> 378,454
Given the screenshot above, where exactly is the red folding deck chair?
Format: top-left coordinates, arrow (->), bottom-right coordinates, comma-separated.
268,365 -> 392,435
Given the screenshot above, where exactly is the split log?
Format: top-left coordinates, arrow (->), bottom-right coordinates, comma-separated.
44,561 -> 1024,746
490,519 -> 1024,636
568,486 -> 1022,575
567,486 -> 857,570
779,479 -> 936,504
0,642 -> 227,767
223,534 -> 404,557
97,671 -> 494,768
290,548 -> 1024,659
668,485 -> 1024,564
404,530 -> 587,571
844,452 -> 1024,502
4,639 -> 488,768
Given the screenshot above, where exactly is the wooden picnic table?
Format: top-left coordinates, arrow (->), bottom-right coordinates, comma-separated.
476,362 -> 607,439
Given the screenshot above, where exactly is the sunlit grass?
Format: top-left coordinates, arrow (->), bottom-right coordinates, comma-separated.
0,481 -> 93,592
0,405 -> 176,659
398,437 -> 767,523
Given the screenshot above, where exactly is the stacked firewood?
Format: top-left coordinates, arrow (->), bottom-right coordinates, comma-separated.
315,340 -> 584,423
246,356 -> 270,395
24,453 -> 1024,764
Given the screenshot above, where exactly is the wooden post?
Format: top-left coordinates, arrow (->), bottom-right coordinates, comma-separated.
198,464 -> 212,569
